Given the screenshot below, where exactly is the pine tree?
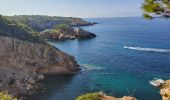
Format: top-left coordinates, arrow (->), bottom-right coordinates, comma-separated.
142,0 -> 170,19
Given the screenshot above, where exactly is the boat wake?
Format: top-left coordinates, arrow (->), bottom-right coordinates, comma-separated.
124,46 -> 170,54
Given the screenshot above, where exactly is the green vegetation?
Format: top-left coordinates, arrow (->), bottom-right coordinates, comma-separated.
76,92 -> 103,100
54,24 -> 69,30
0,92 -> 17,100
142,0 -> 170,19
42,24 -> 71,34
42,24 -> 70,34
0,15 -> 44,43
6,15 -> 91,31
43,29 -> 60,33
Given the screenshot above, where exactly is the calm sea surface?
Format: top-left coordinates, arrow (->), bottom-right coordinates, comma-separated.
31,17 -> 170,100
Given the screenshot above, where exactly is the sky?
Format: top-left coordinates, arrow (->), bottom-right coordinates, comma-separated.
0,0 -> 143,18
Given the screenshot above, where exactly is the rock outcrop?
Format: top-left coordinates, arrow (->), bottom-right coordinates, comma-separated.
150,79 -> 170,100
159,80 -> 170,100
39,25 -> 96,40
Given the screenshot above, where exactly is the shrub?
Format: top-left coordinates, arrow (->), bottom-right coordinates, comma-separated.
76,92 -> 103,100
55,24 -> 69,30
0,92 -> 17,100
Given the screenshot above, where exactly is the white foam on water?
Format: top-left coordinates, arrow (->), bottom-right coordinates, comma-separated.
124,46 -> 170,53
149,78 -> 165,87
80,64 -> 104,70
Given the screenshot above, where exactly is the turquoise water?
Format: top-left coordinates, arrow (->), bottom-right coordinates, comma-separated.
31,17 -> 170,100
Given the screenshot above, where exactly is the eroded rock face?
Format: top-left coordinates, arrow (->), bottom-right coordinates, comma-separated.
160,80 -> 170,100
0,36 -> 79,95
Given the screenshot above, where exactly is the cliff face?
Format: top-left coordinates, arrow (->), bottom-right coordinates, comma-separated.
0,36 -> 79,95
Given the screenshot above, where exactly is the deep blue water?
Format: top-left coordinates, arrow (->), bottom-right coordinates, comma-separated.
32,17 -> 170,100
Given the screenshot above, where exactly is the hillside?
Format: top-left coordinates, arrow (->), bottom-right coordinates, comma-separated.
6,15 -> 96,32
0,15 -> 44,43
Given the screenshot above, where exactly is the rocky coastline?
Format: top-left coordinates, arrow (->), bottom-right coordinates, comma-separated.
1,15 -> 168,100
0,16 -> 80,99
6,15 -> 97,41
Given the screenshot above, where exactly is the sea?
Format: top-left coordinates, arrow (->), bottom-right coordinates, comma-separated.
31,17 -> 170,100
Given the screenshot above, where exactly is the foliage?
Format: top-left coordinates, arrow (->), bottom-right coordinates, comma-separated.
142,0 -> 170,19
42,29 -> 60,34
0,92 -> 17,100
0,15 -> 45,43
76,92 -> 103,100
143,13 -> 153,19
54,24 -> 69,30
6,15 -> 90,31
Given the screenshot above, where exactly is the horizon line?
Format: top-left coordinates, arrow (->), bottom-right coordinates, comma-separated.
0,14 -> 142,19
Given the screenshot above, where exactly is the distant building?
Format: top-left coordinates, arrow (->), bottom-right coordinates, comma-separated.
74,27 -> 80,34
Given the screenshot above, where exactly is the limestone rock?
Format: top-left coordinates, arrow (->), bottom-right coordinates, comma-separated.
160,80 -> 170,100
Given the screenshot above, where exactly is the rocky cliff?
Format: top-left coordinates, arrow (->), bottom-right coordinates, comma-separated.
0,15 -> 79,96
